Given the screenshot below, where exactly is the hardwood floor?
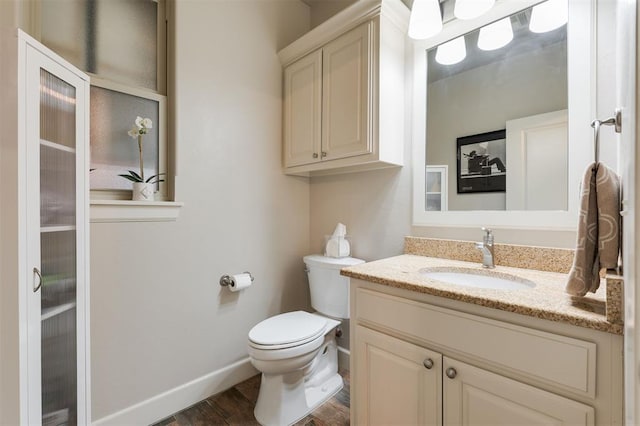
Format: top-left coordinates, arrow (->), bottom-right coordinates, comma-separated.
152,370 -> 350,426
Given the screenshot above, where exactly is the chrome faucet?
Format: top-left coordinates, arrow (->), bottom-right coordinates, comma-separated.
475,227 -> 495,269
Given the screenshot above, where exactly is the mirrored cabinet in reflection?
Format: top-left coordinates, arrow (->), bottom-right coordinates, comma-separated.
0,31 -> 90,425
426,165 -> 448,211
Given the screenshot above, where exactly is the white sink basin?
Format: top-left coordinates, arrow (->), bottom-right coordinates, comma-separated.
420,267 -> 536,290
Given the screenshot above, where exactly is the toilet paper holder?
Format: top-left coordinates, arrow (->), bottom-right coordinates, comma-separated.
219,271 -> 254,287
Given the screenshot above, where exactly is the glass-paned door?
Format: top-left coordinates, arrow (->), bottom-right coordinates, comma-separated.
425,165 -> 448,211
40,67 -> 78,426
25,36 -> 89,426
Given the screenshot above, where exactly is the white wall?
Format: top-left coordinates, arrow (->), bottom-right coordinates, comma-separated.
90,0 -> 311,420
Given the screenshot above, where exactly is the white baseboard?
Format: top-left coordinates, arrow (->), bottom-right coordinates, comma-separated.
92,357 -> 258,426
338,346 -> 350,371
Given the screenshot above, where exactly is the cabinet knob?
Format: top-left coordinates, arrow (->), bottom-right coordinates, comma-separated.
423,358 -> 434,369
321,151 -> 327,158
445,367 -> 457,379
312,153 -> 319,159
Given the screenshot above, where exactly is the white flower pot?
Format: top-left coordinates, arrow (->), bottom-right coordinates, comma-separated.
132,182 -> 155,201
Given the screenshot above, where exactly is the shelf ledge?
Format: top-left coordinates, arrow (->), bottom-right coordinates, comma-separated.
90,200 -> 184,223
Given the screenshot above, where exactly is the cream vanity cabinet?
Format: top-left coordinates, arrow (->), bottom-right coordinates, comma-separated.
279,0 -> 407,176
0,31 -> 91,424
351,280 -> 623,425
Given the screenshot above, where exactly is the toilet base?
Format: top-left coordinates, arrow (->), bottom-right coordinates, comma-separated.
254,371 -> 342,426
303,372 -> 343,416
253,337 -> 342,426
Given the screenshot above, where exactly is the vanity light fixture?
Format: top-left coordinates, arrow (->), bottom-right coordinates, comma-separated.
435,36 -> 466,65
477,17 -> 513,51
529,0 -> 568,33
408,0 -> 443,40
454,0 -> 495,20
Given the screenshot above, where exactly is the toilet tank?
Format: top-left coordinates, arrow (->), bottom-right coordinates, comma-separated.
303,255 -> 365,319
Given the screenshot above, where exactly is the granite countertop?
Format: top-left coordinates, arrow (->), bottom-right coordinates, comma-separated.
341,254 -> 622,335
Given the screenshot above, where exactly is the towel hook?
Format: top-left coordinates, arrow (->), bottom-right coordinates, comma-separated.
591,108 -> 622,163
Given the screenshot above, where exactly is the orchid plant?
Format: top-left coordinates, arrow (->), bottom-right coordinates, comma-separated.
119,116 -> 165,184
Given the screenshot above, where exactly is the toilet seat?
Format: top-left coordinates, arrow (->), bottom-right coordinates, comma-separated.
248,311 -> 327,350
248,334 -> 325,362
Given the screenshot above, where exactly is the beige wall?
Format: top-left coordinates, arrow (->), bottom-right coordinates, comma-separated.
308,0 -> 357,28
0,7 -> 19,424
309,167 -> 413,261
90,0 -> 311,420
1,2 -> 41,422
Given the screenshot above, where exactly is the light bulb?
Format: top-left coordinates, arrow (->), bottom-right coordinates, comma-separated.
529,0 -> 568,33
478,17 -> 513,51
408,0 -> 443,40
435,36 -> 466,65
454,0 -> 495,20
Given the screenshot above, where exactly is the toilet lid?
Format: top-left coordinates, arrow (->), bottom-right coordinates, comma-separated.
248,311 -> 327,347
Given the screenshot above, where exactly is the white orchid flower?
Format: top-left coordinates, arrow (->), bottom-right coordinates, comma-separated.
121,115 -> 161,185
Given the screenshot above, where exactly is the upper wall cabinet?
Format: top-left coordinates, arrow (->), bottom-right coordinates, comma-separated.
279,0 -> 409,177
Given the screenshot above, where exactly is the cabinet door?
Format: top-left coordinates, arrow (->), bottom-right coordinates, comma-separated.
426,165 -> 448,211
25,38 -> 89,426
443,357 -> 594,426
283,49 -> 322,168
354,326 -> 442,425
322,22 -> 371,161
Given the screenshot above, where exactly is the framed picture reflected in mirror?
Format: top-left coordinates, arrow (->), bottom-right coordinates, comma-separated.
456,129 -> 507,194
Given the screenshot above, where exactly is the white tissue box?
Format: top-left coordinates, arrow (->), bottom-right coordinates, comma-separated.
324,235 -> 351,258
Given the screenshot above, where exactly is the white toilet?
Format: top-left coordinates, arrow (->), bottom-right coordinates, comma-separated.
247,254 -> 364,426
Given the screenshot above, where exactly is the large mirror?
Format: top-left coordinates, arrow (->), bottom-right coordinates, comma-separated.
412,0 -> 594,229
427,4 -> 567,211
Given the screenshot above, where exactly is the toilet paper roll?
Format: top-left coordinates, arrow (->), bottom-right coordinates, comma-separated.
229,273 -> 252,292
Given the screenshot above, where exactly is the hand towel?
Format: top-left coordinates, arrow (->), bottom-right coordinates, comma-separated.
566,162 -> 620,296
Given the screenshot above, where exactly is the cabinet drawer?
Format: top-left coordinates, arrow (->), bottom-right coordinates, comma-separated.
355,288 -> 597,398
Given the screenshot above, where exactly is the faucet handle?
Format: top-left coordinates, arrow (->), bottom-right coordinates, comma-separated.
481,227 -> 493,243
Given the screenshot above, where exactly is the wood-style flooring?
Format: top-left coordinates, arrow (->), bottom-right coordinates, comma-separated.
152,370 -> 350,426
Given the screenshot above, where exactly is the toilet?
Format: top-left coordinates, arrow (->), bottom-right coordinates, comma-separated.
247,254 -> 364,426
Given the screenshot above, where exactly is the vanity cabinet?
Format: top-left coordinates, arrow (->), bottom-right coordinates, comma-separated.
355,326 -> 594,425
443,358 -> 593,425
279,0 -> 408,176
355,326 -> 442,425
0,30 -> 91,424
351,280 -> 623,425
